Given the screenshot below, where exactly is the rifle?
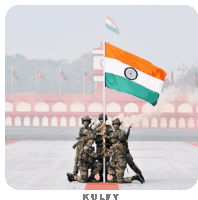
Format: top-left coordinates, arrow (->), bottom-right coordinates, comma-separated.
126,125 -> 132,140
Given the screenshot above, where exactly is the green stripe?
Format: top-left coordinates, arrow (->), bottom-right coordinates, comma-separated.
105,24 -> 119,34
105,73 -> 159,106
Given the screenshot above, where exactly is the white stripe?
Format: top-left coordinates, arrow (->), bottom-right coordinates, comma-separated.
105,18 -> 117,29
105,57 -> 164,94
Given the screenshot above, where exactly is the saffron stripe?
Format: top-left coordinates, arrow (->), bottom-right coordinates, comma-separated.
85,183 -> 119,190
105,73 -> 159,106
105,43 -> 167,81
5,140 -> 20,145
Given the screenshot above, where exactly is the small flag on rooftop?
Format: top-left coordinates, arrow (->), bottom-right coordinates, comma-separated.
84,68 -> 92,83
105,14 -> 119,34
12,67 -> 20,80
60,67 -> 68,81
37,68 -> 45,80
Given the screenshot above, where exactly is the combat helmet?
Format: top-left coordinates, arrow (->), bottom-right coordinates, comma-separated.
98,113 -> 108,121
112,118 -> 122,125
81,116 -> 92,124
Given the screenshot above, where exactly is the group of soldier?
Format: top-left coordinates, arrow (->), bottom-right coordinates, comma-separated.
67,113 -> 145,184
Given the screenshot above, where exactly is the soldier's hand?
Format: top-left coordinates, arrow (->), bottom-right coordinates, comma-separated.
72,144 -> 77,149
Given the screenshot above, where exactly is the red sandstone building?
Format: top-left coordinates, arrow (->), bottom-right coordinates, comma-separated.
5,43 -> 198,128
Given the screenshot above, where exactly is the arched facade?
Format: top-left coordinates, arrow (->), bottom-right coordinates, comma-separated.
151,117 -> 158,127
5,116 -> 12,126
52,102 -> 67,112
69,116 -> 76,127
24,116 -> 30,126
88,102 -> 102,112
34,102 -> 49,112
170,117 -> 176,128
179,117 -> 185,128
142,103 -> 157,113
106,102 -> 121,112
16,101 -> 31,112
5,102 -> 13,112
33,116 -> 39,126
188,117 -> 194,128
60,116 -> 67,126
15,116 -> 21,126
160,117 -> 167,128
178,103 -> 192,113
51,116 -> 57,126
124,102 -> 139,113
42,116 -> 48,126
159,103 -> 174,113
70,102 -> 85,112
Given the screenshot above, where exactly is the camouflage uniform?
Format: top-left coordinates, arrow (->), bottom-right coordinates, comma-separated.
72,116 -> 95,175
94,113 -> 113,181
105,133 -> 143,183
111,118 -> 145,182
68,139 -> 102,183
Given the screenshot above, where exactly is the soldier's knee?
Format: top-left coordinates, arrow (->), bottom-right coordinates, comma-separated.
81,175 -> 88,183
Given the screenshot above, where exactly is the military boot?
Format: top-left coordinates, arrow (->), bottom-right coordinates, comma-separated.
67,172 -> 75,182
138,172 -> 145,182
131,174 -> 144,184
108,174 -> 117,183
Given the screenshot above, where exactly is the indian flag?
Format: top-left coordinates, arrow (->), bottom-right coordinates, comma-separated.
105,43 -> 167,106
105,14 -> 119,34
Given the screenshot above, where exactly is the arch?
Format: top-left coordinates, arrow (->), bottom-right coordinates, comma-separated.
60,117 -> 67,126
5,116 -> 12,126
196,105 -> 198,113
24,116 -> 30,126
160,117 -> 167,128
159,103 -> 174,113
188,117 -> 194,128
69,116 -> 76,127
33,116 -> 39,126
179,117 -> 185,128
124,102 -> 139,113
5,101 -> 13,112
151,117 -> 158,128
34,102 -> 49,112
142,103 -> 157,113
51,116 -> 57,126
14,116 -> 21,126
106,102 -> 121,112
178,103 -> 192,113
16,101 -> 31,112
42,116 -> 48,126
170,117 -> 176,128
141,117 -> 148,127
52,102 -> 67,112
70,102 -> 85,112
88,102 -> 102,112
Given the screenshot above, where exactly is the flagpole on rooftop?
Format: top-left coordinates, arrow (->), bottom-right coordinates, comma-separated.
36,67 -> 37,93
60,67 -> 62,94
83,67 -> 85,93
12,67 -> 13,93
103,41 -> 106,182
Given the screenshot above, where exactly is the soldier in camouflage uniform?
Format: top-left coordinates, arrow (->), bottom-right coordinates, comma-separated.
104,132 -> 143,183
67,136 -> 103,183
109,118 -> 145,182
94,113 -> 113,182
72,116 -> 95,175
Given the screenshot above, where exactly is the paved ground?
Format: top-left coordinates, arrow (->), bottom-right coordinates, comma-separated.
5,127 -> 198,141
5,140 -> 198,190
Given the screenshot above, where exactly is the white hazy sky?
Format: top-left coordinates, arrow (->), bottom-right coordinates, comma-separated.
5,5 -> 198,75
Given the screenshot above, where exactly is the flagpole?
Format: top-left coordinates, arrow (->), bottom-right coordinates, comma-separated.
103,41 -> 106,182
36,67 -> 37,93
12,67 -> 13,93
83,67 -> 85,93
60,67 -> 61,94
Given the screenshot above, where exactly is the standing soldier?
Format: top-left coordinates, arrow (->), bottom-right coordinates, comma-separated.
72,116 -> 94,175
104,132 -> 143,183
67,136 -> 103,183
94,113 -> 113,182
107,118 -> 145,182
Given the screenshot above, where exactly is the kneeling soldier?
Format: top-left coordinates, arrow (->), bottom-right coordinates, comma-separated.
104,133 -> 143,184
67,136 -> 103,183
72,116 -> 95,175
